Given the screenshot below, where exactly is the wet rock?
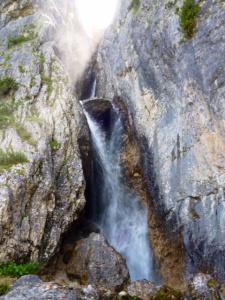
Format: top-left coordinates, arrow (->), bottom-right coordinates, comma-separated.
0,275 -> 77,300
188,273 -> 221,300
66,233 -> 130,291
96,0 -> 225,281
127,280 -> 157,300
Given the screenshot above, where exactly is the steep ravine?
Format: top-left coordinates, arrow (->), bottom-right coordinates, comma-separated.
0,0 -> 225,299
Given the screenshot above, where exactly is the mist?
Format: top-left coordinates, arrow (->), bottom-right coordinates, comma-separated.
39,0 -> 120,83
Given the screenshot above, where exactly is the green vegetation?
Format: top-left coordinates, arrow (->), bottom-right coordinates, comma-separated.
165,0 -> 177,9
179,0 -> 200,38
49,139 -> 61,151
8,33 -> 35,49
0,77 -> 18,95
207,278 -> 219,288
0,102 -> 14,129
42,76 -> 53,97
0,148 -> 29,172
18,65 -> 25,73
0,262 -> 39,278
129,0 -> 140,13
154,286 -> 183,300
0,283 -> 10,295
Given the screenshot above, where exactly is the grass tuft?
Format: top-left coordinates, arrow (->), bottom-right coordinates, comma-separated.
0,283 -> 10,295
0,148 -> 29,172
0,262 -> 39,278
8,33 -> 35,49
0,77 -> 18,95
179,0 -> 200,38
49,139 -> 61,151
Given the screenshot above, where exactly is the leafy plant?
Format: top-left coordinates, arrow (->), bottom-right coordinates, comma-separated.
0,148 -> 29,172
0,77 -> 18,95
8,33 -> 35,49
18,65 -> 25,73
0,283 -> 10,295
0,262 -> 40,278
49,139 -> 61,151
179,0 -> 200,38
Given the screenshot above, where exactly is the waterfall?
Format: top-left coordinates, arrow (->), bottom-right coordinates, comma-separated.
84,109 -> 156,281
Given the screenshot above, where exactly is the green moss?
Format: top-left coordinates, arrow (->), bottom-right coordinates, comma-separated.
49,139 -> 61,151
0,262 -> 39,278
0,148 -> 29,172
8,33 -> 35,49
207,278 -> 219,288
0,283 -> 10,295
0,77 -> 18,95
18,65 -> 25,73
154,286 -> 183,300
179,0 -> 200,38
129,0 -> 140,13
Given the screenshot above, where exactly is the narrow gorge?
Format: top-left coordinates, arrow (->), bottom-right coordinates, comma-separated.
0,0 -> 224,299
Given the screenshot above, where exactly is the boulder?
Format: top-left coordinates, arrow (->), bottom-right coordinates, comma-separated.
127,280 -> 157,300
0,275 -> 76,300
66,233 -> 130,291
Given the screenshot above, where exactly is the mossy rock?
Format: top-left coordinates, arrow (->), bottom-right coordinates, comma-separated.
154,286 -> 184,300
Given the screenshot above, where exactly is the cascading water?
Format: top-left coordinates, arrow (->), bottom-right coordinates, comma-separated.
83,107 -> 157,281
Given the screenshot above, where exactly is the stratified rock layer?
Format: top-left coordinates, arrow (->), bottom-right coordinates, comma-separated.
96,0 -> 225,280
0,0 -> 85,263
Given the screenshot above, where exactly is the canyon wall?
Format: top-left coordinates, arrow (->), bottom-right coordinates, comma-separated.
96,0 -> 225,280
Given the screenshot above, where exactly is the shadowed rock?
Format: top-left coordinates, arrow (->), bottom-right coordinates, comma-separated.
66,233 -> 130,291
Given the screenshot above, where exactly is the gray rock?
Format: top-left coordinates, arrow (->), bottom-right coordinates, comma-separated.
127,280 -> 157,300
188,273 -> 221,300
0,0 -> 86,263
96,0 -> 225,280
66,233 -> 130,291
0,275 -> 76,300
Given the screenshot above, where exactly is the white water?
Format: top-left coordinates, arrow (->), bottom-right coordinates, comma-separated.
84,110 -> 155,281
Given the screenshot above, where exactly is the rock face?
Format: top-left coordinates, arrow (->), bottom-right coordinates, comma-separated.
0,0 -> 85,263
188,273 -> 222,300
96,0 -> 225,280
127,280 -> 157,300
66,233 -> 130,291
0,275 -> 77,300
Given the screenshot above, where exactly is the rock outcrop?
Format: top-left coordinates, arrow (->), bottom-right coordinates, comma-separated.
0,275 -> 77,300
66,233 -> 130,291
96,0 -> 225,281
0,0 -> 85,263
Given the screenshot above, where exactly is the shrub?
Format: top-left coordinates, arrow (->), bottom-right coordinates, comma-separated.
0,262 -> 40,278
0,77 -> 18,95
8,33 -> 34,49
0,148 -> 29,172
0,283 -> 10,295
154,285 -> 183,300
129,0 -> 140,13
179,0 -> 200,38
49,139 -> 61,151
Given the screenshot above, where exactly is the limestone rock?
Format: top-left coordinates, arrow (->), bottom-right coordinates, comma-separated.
0,275 -> 77,300
66,233 -> 130,291
0,0 -> 85,263
188,273 -> 221,300
127,280 -> 157,300
96,0 -> 225,280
